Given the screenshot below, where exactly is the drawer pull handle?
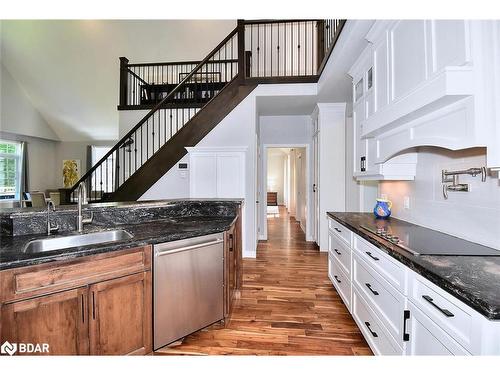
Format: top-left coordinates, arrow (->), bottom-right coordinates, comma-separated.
334,275 -> 342,283
365,283 -> 379,296
403,310 -> 410,342
364,322 -> 378,338
334,227 -> 342,233
366,251 -> 380,261
422,295 -> 455,317
334,248 -> 342,255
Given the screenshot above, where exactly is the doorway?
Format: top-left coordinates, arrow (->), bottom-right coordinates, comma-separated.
260,145 -> 311,241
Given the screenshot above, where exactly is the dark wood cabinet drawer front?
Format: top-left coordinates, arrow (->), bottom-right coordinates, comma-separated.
0,246 -> 151,304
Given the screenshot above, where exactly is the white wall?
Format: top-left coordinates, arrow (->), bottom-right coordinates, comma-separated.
267,151 -> 286,205
379,147 -> 500,250
0,64 -> 59,141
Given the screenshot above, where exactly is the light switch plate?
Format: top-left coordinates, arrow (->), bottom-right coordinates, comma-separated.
404,196 -> 410,210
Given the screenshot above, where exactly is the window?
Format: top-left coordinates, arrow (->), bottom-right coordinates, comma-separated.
0,140 -> 22,200
91,145 -> 113,193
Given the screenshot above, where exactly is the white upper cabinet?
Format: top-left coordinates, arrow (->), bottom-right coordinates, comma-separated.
391,20 -> 428,101
350,44 -> 417,180
349,20 -> 500,179
431,20 -> 470,72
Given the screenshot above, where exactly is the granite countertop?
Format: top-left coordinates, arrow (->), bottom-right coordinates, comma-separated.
0,215 -> 236,271
0,198 -> 244,218
327,212 -> 500,320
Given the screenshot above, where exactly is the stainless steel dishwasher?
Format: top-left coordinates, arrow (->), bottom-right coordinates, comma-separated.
153,233 -> 224,350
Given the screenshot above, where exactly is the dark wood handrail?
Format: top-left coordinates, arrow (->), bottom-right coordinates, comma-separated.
127,58 -> 238,68
243,19 -> 321,25
69,26 -> 239,194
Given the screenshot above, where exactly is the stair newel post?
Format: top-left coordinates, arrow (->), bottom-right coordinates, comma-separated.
237,19 -> 246,82
119,57 -> 129,107
316,20 -> 325,72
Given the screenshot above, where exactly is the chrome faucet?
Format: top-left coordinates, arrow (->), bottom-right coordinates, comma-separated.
47,201 -> 59,235
76,182 -> 93,232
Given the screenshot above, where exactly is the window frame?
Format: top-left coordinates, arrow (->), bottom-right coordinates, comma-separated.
0,140 -> 23,201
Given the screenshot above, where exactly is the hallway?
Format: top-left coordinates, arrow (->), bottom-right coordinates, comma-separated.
157,206 -> 371,355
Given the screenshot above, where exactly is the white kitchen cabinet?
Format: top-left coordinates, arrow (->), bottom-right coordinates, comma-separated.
352,286 -> 402,355
352,20 -> 500,172
349,44 -> 418,180
311,104 -> 346,251
187,147 -> 246,199
391,20 -> 428,101
405,301 -> 470,355
326,219 -> 500,355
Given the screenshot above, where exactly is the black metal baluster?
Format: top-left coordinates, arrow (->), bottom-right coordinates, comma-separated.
169,110 -> 173,139
134,131 -> 137,173
298,22 -> 301,76
304,22 -> 307,75
278,23 -> 281,76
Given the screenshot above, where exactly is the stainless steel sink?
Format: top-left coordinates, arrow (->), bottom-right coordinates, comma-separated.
23,230 -> 134,253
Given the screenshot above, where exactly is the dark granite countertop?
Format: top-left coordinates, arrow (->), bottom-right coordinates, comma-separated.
0,215 -> 236,271
0,199 -> 242,271
327,212 -> 500,320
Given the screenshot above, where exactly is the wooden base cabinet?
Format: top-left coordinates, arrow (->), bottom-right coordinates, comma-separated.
1,287 -> 89,355
0,246 -> 152,356
89,272 -> 152,355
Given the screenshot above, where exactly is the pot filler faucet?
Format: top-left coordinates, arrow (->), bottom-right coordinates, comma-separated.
76,182 -> 93,232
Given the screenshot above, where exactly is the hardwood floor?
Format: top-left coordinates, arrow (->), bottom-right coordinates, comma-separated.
156,206 -> 372,355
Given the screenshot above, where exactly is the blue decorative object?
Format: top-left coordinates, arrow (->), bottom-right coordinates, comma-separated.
374,198 -> 392,219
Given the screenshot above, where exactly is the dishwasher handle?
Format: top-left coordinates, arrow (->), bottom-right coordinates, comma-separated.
155,239 -> 224,257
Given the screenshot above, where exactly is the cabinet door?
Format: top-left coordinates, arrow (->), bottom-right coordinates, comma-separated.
190,153 -> 217,197
373,33 -> 390,113
390,20 -> 427,101
1,287 -> 89,355
216,153 -> 244,198
431,20 -> 470,73
406,302 -> 470,355
353,101 -> 367,173
89,272 -> 152,355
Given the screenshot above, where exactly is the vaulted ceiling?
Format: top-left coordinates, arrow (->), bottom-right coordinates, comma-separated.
0,20 -> 235,141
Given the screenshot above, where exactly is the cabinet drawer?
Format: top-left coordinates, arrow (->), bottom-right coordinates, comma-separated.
353,234 -> 406,293
352,287 -> 402,355
406,301 -> 470,355
329,231 -> 352,276
329,254 -> 351,312
328,218 -> 352,246
353,254 -> 406,343
409,272 -> 473,351
0,246 -> 152,304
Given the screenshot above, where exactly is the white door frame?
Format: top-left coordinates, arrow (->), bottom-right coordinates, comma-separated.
260,143 -> 312,241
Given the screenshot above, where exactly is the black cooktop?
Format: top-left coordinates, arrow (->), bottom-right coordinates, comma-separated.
360,222 -> 500,256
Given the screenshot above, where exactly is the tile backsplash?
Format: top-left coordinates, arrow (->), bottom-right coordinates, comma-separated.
379,147 -> 500,250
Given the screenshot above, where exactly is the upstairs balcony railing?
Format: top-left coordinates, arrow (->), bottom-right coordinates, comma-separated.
70,19 -> 345,203
119,19 -> 345,108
